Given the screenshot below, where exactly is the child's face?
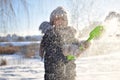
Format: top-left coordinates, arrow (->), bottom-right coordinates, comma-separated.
53,17 -> 67,27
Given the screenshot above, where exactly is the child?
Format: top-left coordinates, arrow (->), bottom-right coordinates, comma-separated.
39,7 -> 90,80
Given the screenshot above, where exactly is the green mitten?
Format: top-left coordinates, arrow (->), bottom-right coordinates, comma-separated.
66,55 -> 75,61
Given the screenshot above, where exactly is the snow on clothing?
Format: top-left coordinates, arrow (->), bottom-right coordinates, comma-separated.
41,27 -> 76,80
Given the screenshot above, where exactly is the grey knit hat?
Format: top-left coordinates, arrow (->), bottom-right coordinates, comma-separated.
50,6 -> 68,26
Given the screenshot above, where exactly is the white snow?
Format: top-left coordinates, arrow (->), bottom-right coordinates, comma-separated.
0,52 -> 120,80
76,52 -> 120,80
0,54 -> 44,80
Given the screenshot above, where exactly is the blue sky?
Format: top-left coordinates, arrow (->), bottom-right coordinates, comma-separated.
0,0 -> 120,36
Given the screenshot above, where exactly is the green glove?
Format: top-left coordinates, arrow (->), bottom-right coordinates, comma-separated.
87,25 -> 104,42
66,55 -> 75,61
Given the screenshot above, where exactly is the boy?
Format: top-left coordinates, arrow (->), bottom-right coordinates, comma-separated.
39,7 -> 90,80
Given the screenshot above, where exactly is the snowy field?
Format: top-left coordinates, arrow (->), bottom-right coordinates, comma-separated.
0,36 -> 120,80
0,51 -> 120,80
76,52 -> 120,80
0,38 -> 120,80
0,41 -> 120,80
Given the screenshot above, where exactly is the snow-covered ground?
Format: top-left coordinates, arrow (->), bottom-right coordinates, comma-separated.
76,52 -> 120,80
0,52 -> 120,80
0,59 -> 44,80
0,41 -> 120,80
0,41 -> 120,79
